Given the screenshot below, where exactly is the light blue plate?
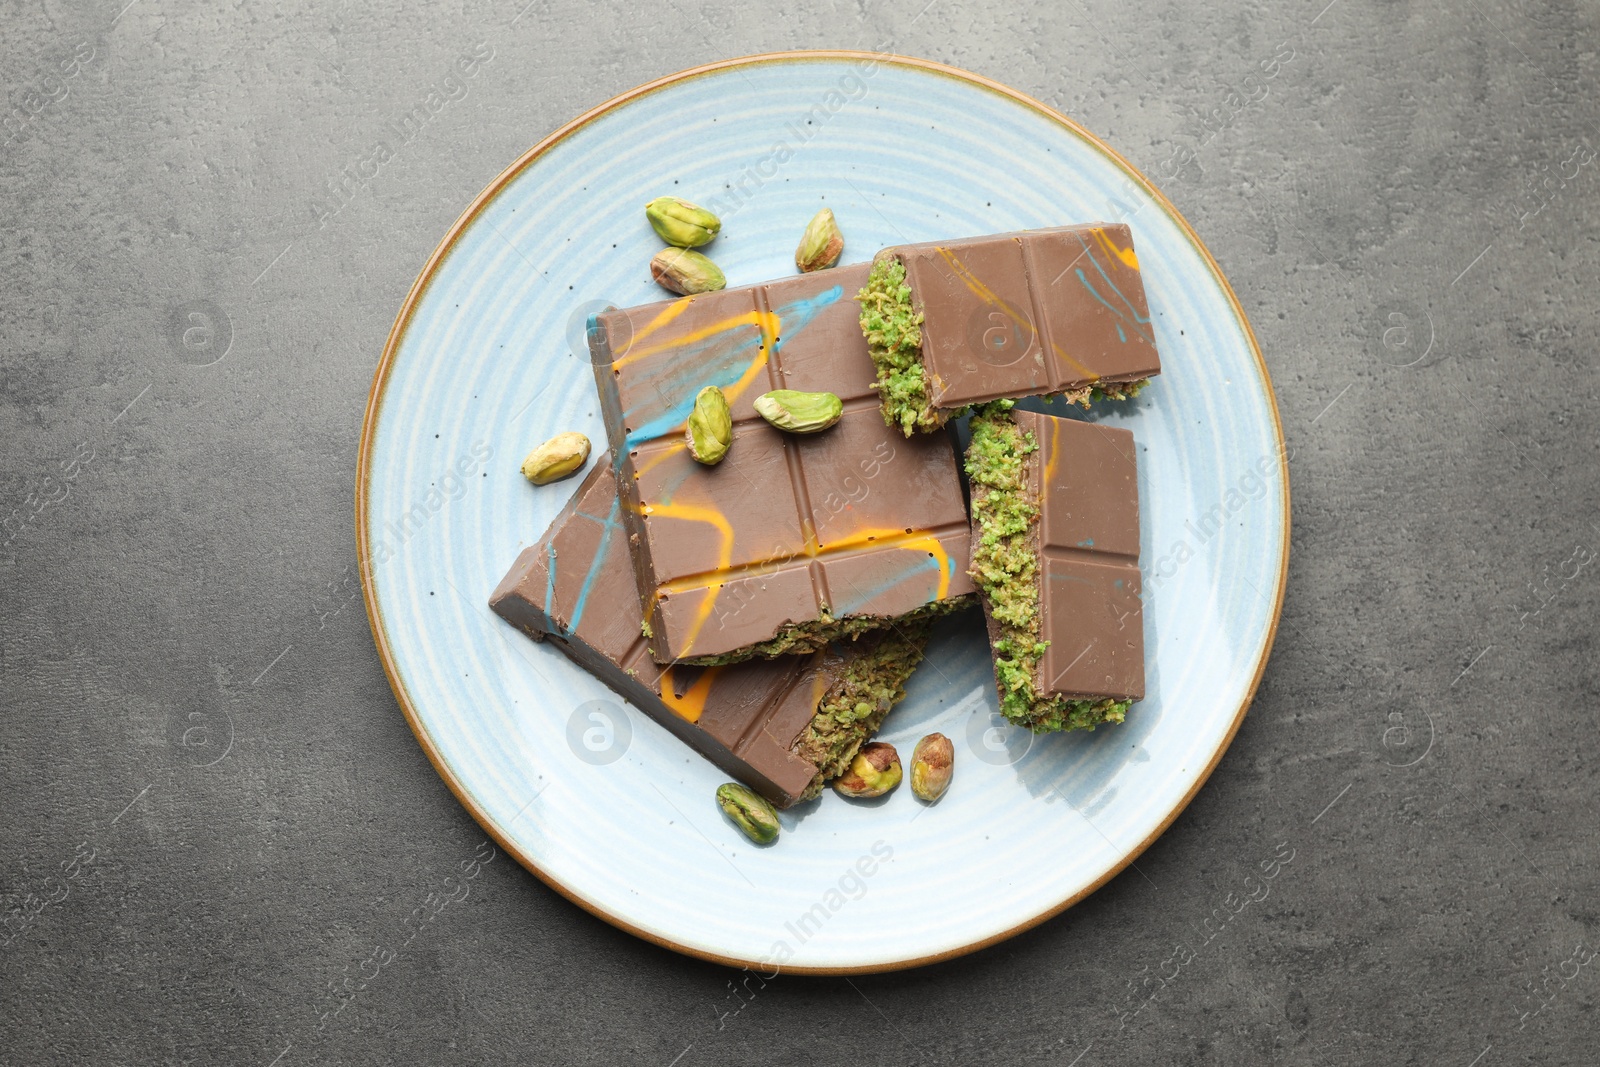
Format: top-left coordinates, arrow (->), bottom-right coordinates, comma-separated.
359,52 -> 1287,974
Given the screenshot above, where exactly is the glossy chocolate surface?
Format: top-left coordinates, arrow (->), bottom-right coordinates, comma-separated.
1016,409 -> 1145,702
489,459 -> 840,806
887,223 -> 1161,410
590,265 -> 974,663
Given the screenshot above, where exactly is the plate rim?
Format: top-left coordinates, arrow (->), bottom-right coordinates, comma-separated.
356,49 -> 1291,975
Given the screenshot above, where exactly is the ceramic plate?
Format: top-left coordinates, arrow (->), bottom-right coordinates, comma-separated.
358,52 -> 1287,973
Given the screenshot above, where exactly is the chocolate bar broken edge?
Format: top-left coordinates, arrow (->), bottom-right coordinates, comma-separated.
859,224 -> 1161,437
675,595 -> 970,668
963,402 -> 1143,732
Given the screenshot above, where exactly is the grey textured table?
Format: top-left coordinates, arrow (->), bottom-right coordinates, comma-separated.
4,1 -> 1597,1064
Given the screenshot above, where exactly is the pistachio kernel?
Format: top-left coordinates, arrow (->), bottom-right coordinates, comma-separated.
685,385 -> 733,465
716,782 -> 780,844
520,431 -> 590,485
753,389 -> 843,434
645,196 -> 721,248
650,247 -> 727,296
909,732 -> 954,802
833,741 -> 902,799
795,207 -> 845,272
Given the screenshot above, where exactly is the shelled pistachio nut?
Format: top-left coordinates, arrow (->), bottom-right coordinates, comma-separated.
645,196 -> 721,248
833,741 -> 902,799
650,247 -> 726,296
909,732 -> 954,802
795,207 -> 844,272
685,385 -> 733,465
715,782 -> 780,844
520,431 -> 590,485
753,389 -> 843,434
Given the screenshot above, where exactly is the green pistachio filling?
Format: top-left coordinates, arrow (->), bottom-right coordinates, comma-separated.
860,255 -> 1151,424
676,595 -> 970,667
965,402 -> 1130,733
858,256 -> 945,437
1060,378 -> 1152,409
791,619 -> 933,801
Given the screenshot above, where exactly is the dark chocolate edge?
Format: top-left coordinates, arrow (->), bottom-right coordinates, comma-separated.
588,310 -> 669,661
492,565 -> 820,807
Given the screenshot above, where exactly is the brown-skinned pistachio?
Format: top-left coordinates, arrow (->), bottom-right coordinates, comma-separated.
909,732 -> 954,802
833,741 -> 902,798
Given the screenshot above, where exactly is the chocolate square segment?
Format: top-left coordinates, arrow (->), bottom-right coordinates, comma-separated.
488,460 -> 832,807
592,265 -> 975,664
630,423 -> 808,577
1023,410 -> 1145,702
891,223 -> 1161,410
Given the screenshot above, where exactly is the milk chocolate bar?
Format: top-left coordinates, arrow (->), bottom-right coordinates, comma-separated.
859,224 -> 1161,435
589,263 -> 975,665
489,459 -> 932,807
964,405 -> 1144,732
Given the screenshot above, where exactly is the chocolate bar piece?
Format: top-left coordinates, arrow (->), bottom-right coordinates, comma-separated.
489,459 -> 933,807
589,263 -> 975,665
859,224 -> 1162,435
964,404 -> 1144,732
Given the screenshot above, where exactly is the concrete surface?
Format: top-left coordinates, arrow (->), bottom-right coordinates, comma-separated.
2,0 -> 1597,1064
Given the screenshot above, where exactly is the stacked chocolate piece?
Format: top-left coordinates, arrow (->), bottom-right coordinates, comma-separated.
589,263 -> 976,665
492,223 -> 1160,807
490,458 -> 934,805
